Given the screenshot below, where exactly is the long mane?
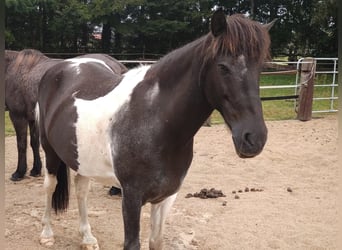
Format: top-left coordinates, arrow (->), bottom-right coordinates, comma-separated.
204,14 -> 271,63
149,14 -> 271,77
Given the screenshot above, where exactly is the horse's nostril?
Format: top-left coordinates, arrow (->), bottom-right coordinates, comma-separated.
244,132 -> 254,146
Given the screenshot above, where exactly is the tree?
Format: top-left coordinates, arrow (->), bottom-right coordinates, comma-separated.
5,0 -> 338,58
5,0 -> 46,49
310,0 -> 337,57
46,0 -> 91,52
252,0 -> 337,59
5,0 -> 92,52
90,0 -> 145,53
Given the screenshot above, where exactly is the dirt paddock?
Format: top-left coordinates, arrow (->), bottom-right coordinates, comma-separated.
5,115 -> 338,249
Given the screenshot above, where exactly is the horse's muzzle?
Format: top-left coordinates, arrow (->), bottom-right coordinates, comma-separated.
232,129 -> 267,158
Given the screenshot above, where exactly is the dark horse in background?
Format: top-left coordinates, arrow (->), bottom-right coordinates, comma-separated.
5,49 -> 127,181
38,10 -> 274,250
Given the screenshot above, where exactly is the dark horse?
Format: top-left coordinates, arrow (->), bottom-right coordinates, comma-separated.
5,49 -> 127,181
38,11 -> 274,250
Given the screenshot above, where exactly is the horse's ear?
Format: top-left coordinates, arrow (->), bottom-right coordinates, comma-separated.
264,18 -> 277,31
211,8 -> 227,37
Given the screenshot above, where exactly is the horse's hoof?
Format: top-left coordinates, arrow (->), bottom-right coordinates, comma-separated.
108,186 -> 121,196
29,170 -> 41,177
40,237 -> 55,247
10,173 -> 24,182
81,243 -> 100,250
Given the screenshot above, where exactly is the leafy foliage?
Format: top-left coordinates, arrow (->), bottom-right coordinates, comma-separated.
5,0 -> 337,58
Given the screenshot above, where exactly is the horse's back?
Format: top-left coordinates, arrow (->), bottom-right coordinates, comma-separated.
5,50 -> 56,118
76,54 -> 128,75
40,58 -> 123,102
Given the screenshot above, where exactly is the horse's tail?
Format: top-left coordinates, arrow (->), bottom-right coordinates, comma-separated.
52,161 -> 70,214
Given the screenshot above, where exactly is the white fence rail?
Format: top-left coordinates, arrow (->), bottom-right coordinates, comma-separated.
301,58 -> 338,113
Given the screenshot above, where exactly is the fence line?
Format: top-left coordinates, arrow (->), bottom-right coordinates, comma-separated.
296,58 -> 338,113
260,70 -> 297,75
43,54 -> 339,115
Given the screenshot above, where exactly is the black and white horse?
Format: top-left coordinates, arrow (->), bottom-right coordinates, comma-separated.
5,49 -> 127,181
38,10 -> 274,249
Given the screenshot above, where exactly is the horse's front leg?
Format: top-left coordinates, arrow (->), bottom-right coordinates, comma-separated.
122,188 -> 143,250
28,120 -> 42,177
149,193 -> 177,250
9,112 -> 28,181
74,174 -> 99,250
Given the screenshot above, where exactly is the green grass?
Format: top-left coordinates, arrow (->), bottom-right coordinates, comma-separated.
260,74 -> 294,120
260,73 -> 338,120
5,112 -> 16,136
312,74 -> 339,112
5,73 -> 338,135
259,74 -> 298,120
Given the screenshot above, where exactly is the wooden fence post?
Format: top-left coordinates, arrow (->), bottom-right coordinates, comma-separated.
296,57 -> 316,121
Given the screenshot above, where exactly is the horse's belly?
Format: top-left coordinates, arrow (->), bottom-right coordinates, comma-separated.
72,66 -> 151,187
76,131 -> 120,187
74,99 -> 120,187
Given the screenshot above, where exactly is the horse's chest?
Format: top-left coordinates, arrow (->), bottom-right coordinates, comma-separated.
111,126 -> 193,202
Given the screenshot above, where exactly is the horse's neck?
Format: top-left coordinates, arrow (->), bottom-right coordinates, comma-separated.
149,38 -> 213,143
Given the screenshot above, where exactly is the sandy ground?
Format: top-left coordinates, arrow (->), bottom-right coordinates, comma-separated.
5,115 -> 338,250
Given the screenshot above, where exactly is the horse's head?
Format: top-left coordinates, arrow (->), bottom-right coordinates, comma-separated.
202,10 -> 274,158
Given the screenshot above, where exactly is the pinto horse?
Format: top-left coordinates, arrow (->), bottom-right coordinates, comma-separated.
5,49 -> 127,181
38,11 -> 274,250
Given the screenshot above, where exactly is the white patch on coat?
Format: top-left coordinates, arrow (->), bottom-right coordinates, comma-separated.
73,66 -> 151,186
238,55 -> 247,75
66,58 -> 114,75
145,82 -> 159,105
34,102 -> 40,126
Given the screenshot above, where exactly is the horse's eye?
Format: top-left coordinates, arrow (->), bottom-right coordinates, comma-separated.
218,64 -> 230,75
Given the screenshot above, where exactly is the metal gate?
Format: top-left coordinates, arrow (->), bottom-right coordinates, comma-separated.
295,58 -> 338,113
